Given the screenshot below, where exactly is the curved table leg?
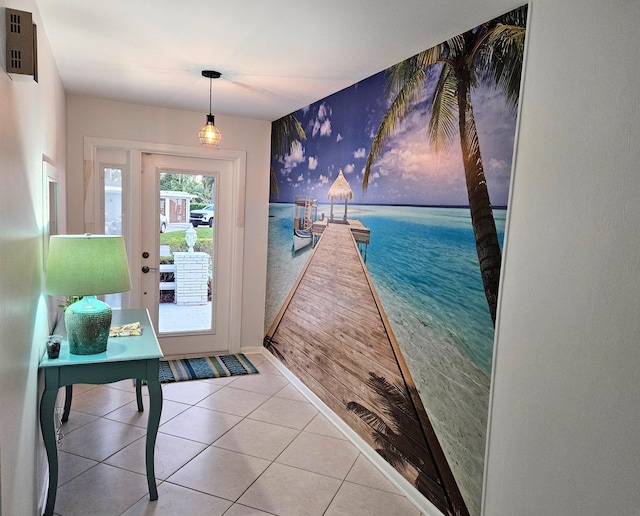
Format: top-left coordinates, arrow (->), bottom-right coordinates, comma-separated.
145,373 -> 162,500
135,379 -> 144,412
40,387 -> 59,516
61,385 -> 72,423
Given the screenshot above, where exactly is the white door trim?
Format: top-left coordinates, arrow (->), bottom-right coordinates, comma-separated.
82,137 -> 246,353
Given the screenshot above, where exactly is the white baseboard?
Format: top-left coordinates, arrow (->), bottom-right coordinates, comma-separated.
238,345 -> 265,355
258,348 -> 444,516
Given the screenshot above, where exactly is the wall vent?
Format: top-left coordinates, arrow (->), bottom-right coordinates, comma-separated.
5,8 -> 38,81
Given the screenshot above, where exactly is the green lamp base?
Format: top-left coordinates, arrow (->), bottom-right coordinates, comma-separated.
65,296 -> 112,354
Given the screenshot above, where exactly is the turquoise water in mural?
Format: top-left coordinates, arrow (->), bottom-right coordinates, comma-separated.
265,203 -> 505,376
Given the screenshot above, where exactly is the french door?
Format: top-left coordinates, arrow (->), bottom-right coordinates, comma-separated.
139,153 -> 235,357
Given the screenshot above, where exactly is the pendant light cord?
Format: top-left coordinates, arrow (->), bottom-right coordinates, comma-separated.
209,76 -> 212,116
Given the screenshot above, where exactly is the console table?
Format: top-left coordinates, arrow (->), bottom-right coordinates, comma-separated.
39,308 -> 163,516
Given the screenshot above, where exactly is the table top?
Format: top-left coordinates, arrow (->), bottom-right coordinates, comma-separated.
40,308 -> 163,368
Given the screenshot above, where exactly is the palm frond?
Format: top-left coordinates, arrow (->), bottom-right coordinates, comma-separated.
474,5 -> 528,111
269,166 -> 279,197
346,401 -> 394,436
367,373 -> 412,412
271,114 -> 306,157
428,66 -> 458,153
363,65 -> 426,191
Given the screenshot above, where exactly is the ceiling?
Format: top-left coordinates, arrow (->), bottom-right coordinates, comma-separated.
36,0 -> 524,122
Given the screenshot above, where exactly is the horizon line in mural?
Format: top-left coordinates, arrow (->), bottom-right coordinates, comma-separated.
269,200 -> 508,210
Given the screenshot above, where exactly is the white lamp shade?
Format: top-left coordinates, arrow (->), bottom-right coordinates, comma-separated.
46,234 -> 131,296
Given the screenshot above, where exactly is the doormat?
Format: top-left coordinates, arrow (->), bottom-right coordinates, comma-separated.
159,353 -> 259,383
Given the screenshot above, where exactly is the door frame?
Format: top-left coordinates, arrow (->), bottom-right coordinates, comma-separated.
82,136 -> 247,354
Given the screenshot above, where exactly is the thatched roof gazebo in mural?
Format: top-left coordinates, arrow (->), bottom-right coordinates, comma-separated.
327,169 -> 354,221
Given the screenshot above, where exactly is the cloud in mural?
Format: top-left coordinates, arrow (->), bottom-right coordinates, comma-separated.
353,147 -> 366,159
281,140 -> 305,176
312,118 -> 332,137
343,163 -> 355,174
308,156 -> 318,170
488,158 -> 507,171
336,133 -> 343,142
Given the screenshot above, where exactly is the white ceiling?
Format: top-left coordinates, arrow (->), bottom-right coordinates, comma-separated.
36,0 -> 525,121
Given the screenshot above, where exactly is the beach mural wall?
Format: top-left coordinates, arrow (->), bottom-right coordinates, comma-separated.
264,6 -> 527,515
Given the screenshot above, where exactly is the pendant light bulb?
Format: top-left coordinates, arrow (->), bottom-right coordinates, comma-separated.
199,70 -> 222,146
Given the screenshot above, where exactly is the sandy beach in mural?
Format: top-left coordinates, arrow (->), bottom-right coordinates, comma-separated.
265,202 -> 502,515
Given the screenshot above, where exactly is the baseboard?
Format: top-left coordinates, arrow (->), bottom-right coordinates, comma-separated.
259,348 -> 445,516
238,345 -> 265,355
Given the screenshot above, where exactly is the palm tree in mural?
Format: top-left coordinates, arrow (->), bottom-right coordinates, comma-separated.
270,113 -> 307,197
363,6 -> 527,325
347,372 -> 466,516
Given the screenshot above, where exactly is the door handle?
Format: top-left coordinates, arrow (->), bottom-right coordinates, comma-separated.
141,266 -> 158,273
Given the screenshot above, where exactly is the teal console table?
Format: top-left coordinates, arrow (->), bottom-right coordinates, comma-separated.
39,309 -> 163,516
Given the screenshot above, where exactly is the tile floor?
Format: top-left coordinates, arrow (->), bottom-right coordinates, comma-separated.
51,353 -> 423,516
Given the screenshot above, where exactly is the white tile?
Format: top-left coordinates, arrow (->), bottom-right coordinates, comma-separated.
121,481 -> 232,515
59,410 -> 98,435
276,431 -> 359,479
106,398 -> 190,428
345,454 -> 401,494
242,353 -> 267,367
54,463 -> 149,516
274,383 -> 310,403
159,406 -> 242,444
105,432 -> 207,480
325,481 -> 421,516
200,375 -> 240,386
59,418 -> 146,462
237,462 -> 341,516
254,361 -> 282,376
248,396 -> 318,430
160,379 -> 224,404
223,503 -> 279,516
213,418 -> 299,461
196,386 -> 270,417
304,412 -> 347,440
57,451 -> 97,486
167,447 -> 270,501
108,378 -> 138,392
66,384 -> 136,416
226,373 -> 289,396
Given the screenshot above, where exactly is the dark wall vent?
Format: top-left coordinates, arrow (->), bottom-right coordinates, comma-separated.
5,8 -> 38,81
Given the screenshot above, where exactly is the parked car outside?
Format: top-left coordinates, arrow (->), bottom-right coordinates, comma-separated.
189,204 -> 214,227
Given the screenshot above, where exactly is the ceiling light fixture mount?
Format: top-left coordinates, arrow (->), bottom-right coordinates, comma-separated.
199,70 -> 222,146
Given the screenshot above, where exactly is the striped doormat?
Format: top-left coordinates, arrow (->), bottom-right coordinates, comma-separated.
159,353 -> 259,383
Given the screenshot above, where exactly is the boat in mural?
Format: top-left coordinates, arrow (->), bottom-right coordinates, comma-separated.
293,196 -> 317,252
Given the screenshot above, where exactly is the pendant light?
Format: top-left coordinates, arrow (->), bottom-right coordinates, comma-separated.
199,70 -> 222,146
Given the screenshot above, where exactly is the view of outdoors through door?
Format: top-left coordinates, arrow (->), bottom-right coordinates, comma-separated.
157,171 -> 215,334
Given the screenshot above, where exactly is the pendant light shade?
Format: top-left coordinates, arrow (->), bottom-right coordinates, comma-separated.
199,70 -> 222,146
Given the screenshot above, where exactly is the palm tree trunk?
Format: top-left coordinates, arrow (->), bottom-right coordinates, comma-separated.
457,70 -> 501,325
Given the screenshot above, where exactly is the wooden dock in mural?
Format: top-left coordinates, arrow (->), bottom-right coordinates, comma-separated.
265,222 -> 467,516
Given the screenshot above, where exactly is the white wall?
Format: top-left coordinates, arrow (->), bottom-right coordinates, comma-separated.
65,96 -> 271,350
0,0 -> 67,513
484,1 -> 640,514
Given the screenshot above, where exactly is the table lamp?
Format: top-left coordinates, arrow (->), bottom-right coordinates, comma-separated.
45,234 -> 131,355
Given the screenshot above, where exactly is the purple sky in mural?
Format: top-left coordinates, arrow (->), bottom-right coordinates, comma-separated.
270,66 -> 517,207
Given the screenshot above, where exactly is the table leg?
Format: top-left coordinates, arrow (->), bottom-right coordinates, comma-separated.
145,376 -> 162,500
61,385 -> 72,423
135,379 -> 144,412
40,388 -> 59,516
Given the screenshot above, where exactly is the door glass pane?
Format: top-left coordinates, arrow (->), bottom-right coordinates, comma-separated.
158,171 -> 215,334
103,165 -> 125,309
